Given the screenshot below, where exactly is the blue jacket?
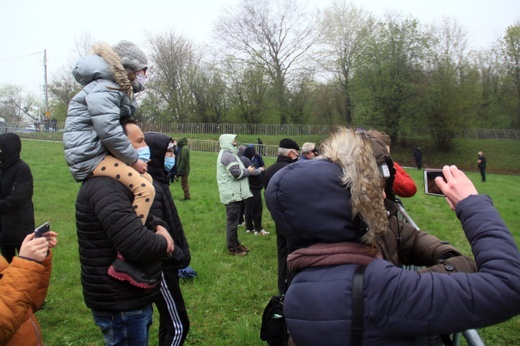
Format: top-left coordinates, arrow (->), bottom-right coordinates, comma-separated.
266,159 -> 520,345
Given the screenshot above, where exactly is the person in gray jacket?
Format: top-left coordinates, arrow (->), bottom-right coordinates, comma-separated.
216,134 -> 254,256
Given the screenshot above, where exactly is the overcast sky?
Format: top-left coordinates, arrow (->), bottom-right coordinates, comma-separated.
1,0 -> 518,97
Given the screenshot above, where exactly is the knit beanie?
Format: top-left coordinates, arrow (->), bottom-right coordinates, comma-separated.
112,40 -> 148,72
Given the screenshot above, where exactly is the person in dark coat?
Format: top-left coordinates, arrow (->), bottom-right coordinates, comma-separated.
257,138 -> 264,155
263,138 -> 300,295
144,131 -> 192,346
413,147 -> 423,169
0,133 -> 34,263
265,127 -> 520,345
176,137 -> 191,200
477,151 -> 487,182
75,120 -> 174,344
242,146 -> 268,235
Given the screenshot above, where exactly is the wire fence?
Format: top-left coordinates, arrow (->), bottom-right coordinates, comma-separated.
10,121 -> 520,140
7,122 -> 520,159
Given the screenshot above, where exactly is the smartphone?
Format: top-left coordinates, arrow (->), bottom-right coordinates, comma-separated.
34,222 -> 50,238
424,169 -> 446,197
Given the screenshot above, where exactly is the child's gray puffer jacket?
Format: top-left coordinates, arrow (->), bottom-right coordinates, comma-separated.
63,43 -> 138,182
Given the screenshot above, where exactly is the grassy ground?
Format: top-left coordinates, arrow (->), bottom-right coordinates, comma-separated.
22,139 -> 520,345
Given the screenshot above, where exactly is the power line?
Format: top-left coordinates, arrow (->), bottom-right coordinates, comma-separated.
0,51 -> 44,63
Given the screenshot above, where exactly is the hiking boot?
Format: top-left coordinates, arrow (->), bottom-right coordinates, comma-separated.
108,253 -> 158,289
229,248 -> 248,256
238,244 -> 250,252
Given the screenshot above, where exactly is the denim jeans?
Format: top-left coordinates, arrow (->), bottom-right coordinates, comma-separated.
92,305 -> 153,346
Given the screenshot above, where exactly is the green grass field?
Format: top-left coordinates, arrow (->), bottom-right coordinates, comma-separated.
21,139 -> 520,345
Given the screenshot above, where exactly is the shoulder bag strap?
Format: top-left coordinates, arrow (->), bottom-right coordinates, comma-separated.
351,266 -> 366,346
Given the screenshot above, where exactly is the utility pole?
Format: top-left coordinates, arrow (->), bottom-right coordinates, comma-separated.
43,49 -> 49,122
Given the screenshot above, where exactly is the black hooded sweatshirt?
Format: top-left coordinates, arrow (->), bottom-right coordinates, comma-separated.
144,132 -> 191,270
0,133 -> 34,246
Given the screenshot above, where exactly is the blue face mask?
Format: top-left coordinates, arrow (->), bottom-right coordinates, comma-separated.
137,146 -> 150,162
164,156 -> 176,172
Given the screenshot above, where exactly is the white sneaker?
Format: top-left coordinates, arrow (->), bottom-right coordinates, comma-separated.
246,229 -> 253,234
258,230 -> 270,236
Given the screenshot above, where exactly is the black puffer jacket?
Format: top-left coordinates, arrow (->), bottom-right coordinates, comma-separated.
76,176 -> 167,311
263,154 -> 294,189
145,132 -> 191,271
0,134 -> 34,246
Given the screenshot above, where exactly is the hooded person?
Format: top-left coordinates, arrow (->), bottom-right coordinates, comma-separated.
0,133 -> 35,262
216,134 -> 254,256
241,146 -> 268,236
265,126 -> 520,345
365,133 -> 478,276
144,132 -> 191,346
64,40 -> 154,224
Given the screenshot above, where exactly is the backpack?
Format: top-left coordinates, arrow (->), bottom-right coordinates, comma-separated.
260,295 -> 289,346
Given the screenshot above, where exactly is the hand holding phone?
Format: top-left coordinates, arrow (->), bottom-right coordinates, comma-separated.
34,222 -> 50,238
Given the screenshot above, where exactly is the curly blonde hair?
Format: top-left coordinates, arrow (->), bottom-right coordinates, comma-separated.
319,126 -> 388,245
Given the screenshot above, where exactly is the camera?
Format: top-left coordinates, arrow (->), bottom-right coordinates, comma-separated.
424,169 -> 446,197
34,222 -> 50,238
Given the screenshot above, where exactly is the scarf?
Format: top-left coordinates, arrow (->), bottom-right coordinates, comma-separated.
287,242 -> 382,272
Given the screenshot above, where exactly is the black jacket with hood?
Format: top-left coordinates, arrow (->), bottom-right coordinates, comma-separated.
0,133 -> 34,246
145,132 -> 191,270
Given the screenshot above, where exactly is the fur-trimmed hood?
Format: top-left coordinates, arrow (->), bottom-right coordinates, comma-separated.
72,43 -> 133,100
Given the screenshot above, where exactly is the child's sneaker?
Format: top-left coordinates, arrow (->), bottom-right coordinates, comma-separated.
108,253 -> 158,289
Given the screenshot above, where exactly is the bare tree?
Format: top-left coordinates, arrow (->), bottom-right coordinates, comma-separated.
318,0 -> 376,125
222,56 -> 270,123
214,0 -> 318,124
421,17 -> 476,150
0,84 -> 42,124
47,32 -> 96,121
189,62 -> 230,123
145,30 -> 202,123
73,32 -> 96,57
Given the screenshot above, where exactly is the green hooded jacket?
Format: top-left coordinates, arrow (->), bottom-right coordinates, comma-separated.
216,134 -> 252,205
